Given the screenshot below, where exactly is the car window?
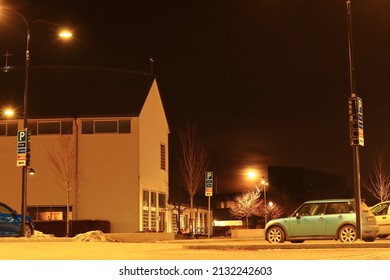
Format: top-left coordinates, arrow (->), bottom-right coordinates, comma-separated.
0,204 -> 12,214
371,203 -> 389,215
296,203 -> 325,216
327,203 -> 351,214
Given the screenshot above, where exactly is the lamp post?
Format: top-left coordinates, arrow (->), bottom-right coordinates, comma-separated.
345,0 -> 362,240
1,8 -> 72,236
261,176 -> 269,225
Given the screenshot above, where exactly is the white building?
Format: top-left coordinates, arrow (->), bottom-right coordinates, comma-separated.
0,66 -> 170,233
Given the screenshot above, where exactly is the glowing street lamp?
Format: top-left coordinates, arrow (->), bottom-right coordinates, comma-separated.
3,107 -> 15,117
1,7 -> 72,237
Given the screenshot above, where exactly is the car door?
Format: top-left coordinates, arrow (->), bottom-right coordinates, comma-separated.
371,202 -> 390,235
289,203 -> 327,237
324,202 -> 353,236
0,204 -> 20,236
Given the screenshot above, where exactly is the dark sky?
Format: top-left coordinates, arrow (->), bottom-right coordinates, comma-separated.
1,0 -> 389,194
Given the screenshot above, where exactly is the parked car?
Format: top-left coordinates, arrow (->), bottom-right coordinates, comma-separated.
0,202 -> 34,237
265,199 -> 378,243
370,201 -> 390,239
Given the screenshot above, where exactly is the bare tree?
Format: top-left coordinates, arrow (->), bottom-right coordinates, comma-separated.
177,122 -> 208,237
48,134 -> 78,237
229,189 -> 263,228
364,153 -> 390,202
265,203 -> 285,221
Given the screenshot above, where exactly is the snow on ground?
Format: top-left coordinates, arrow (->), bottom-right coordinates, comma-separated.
32,230 -> 116,242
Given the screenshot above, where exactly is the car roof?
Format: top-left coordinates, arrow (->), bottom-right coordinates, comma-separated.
303,199 -> 354,203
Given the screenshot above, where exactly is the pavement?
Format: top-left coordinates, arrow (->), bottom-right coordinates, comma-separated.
2,233 -> 390,250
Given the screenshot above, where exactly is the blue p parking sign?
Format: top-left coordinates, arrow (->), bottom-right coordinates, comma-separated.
17,129 -> 28,166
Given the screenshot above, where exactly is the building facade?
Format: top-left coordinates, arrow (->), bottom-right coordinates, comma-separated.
0,66 -> 170,233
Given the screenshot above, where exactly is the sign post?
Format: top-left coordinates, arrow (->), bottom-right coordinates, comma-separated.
205,171 -> 213,238
17,129 -> 28,166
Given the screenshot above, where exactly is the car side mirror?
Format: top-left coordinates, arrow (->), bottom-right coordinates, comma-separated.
295,213 -> 301,219
12,210 -> 18,217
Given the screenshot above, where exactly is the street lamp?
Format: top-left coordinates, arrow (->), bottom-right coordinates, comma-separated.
2,107 -> 15,117
1,7 -> 72,236
261,176 -> 269,225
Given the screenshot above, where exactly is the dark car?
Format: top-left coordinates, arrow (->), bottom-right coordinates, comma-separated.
0,202 -> 34,237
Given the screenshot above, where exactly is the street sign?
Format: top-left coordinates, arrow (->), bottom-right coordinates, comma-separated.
348,97 -> 364,147
205,171 -> 213,196
17,129 -> 31,166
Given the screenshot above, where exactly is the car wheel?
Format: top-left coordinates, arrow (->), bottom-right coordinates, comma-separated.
339,225 -> 357,243
266,226 -> 285,243
24,224 -> 32,238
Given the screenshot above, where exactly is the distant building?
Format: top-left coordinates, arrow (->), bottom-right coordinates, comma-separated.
211,166 -> 349,232
268,165 -> 349,212
0,66 -> 170,233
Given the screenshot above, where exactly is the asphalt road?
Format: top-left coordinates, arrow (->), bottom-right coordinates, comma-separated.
1,237 -> 390,260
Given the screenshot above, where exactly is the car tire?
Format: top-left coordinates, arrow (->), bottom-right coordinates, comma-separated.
266,226 -> 285,243
24,224 -> 32,238
363,237 -> 376,242
338,225 -> 357,243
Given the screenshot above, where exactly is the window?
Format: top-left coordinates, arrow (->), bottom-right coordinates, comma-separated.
61,121 -> 73,134
82,120 -> 93,134
327,203 -> 351,214
151,192 -> 157,208
0,124 -> 5,136
95,120 -> 117,133
27,206 -> 72,221
26,121 -> 72,135
119,120 -> 131,133
28,122 -> 38,135
159,193 -> 166,209
143,190 -> 149,207
38,122 -> 60,134
81,119 -> 131,134
7,123 -> 18,136
160,143 -> 166,170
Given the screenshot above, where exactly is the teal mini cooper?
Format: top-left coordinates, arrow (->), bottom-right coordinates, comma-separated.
265,199 -> 379,243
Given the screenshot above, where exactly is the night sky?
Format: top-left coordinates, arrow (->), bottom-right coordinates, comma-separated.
1,0 -> 389,195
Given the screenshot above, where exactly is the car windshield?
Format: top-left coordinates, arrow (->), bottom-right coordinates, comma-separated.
371,203 -> 389,215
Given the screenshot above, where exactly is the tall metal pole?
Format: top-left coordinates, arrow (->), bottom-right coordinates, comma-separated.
3,9 -> 31,237
262,176 -> 267,226
345,0 -> 362,240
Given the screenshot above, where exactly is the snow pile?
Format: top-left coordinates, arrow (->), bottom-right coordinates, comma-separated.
73,230 -> 115,242
32,230 -> 52,238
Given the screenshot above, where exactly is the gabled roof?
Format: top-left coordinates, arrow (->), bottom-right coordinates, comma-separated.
0,65 -> 155,119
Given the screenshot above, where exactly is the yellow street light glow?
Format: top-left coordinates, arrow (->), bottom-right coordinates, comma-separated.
59,30 -> 72,39
3,108 -> 15,117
